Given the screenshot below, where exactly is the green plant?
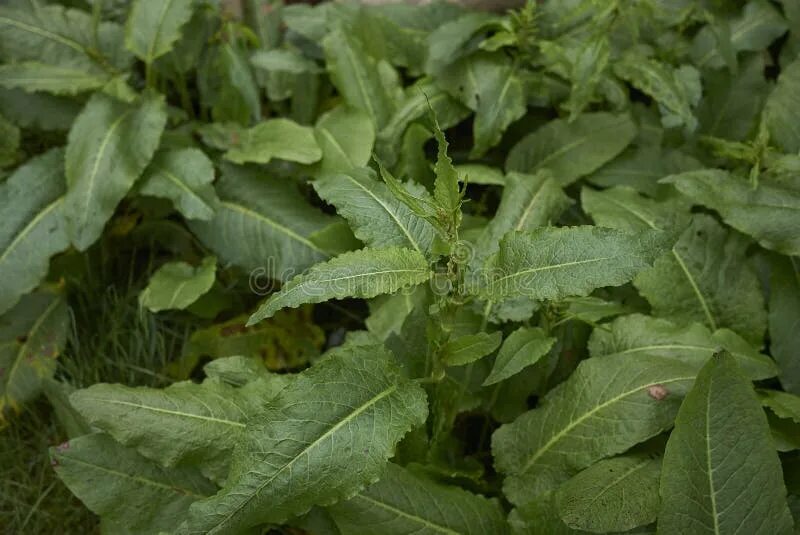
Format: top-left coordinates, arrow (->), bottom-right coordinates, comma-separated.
1,0 -> 800,533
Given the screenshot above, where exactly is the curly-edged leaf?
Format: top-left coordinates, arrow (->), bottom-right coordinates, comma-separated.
138,148 -> 218,221
476,171 -> 572,259
51,433 -> 215,534
492,353 -> 696,505
186,344 -> 428,533
248,247 -> 431,324
125,0 -> 195,64
432,117 -> 461,223
70,375 -> 283,483
313,167 -> 436,254
437,51 -> 526,157
139,256 -> 217,313
63,92 -> 167,251
314,106 -> 374,176
769,255 -> 800,394
441,331 -> 502,367
484,327 -> 555,386
0,289 -> 68,419
581,185 -> 689,233
0,88 -> 82,131
0,4 -> 130,72
479,226 -> 666,302
665,169 -> 800,256
0,148 -> 69,314
589,314 -> 778,381
658,352 -> 794,534
328,463 -> 508,535
555,454 -> 661,533
758,389 -> 800,423
224,118 -> 321,165
506,112 -> 636,186
634,214 -> 766,343
189,163 -> 334,280
0,62 -> 108,95
765,57 -> 800,153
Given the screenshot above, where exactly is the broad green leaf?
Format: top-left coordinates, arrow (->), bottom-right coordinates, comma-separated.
187,344 -> 428,532
202,355 -> 275,387
634,214 -> 767,343
658,353 -> 794,534
769,255 -> 800,394
0,112 -> 18,168
248,247 -> 432,324
509,492 -> 577,535
589,314 -> 778,381
665,169 -> 800,256
365,286 -> 426,341
479,226 -> 666,302
506,113 -> 636,186
437,51 -> 526,157
224,118 -> 322,165
0,148 -> 69,314
425,12 -> 500,74
456,164 -> 505,185
476,171 -> 572,259
441,331 -> 502,367
484,327 -> 555,386
138,148 -> 219,221
63,92 -> 167,250
139,256 -> 217,312
581,186 -> 689,233
492,353 -> 696,505
198,42 -> 261,125
555,454 -> 661,533
70,376 -> 282,482
314,107 -> 374,176
0,87 -> 82,131
250,48 -> 320,75
758,389 -> 800,423
559,296 -> 629,325
0,62 -> 108,95
0,289 -> 68,419
52,433 -> 215,533
313,167 -> 436,254
765,57 -> 800,153
125,0 -> 194,64
189,164 -> 334,280
328,463 -> 508,535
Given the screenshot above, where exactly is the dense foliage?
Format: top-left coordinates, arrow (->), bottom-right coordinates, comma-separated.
1,0 -> 800,533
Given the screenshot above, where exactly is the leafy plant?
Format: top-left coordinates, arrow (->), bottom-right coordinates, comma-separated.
1,0 -> 799,533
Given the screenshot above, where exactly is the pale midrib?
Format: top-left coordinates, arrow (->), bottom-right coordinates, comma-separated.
514,181 -> 548,231
78,397 -> 246,428
220,201 -> 328,256
698,12 -> 775,66
584,458 -> 652,509
485,67 -> 515,134
342,39 -> 377,122
671,248 -> 717,330
494,257 -> 613,284
615,344 -> 756,364
318,127 -> 353,167
0,73 -> 103,85
520,375 -> 695,472
275,267 -> 430,305
600,195 -> 660,230
705,377 -> 721,535
166,278 -> 189,309
352,494 -> 461,535
208,384 -> 399,533
342,174 -> 423,253
532,120 -> 622,173
156,166 -> 212,211
0,197 -> 63,268
145,0 -> 173,64
58,456 -> 207,498
4,296 -> 62,392
0,15 -> 86,54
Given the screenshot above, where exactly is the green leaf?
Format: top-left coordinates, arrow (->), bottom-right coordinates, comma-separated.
198,42 -> 261,125
665,169 -> 800,256
0,62 -> 109,95
634,214 -> 767,343
138,148 -> 219,222
432,117 -> 461,224
186,344 -> 428,532
0,148 -> 69,314
51,433 -> 215,533
250,48 -> 321,75
589,314 -> 778,381
476,171 -> 572,259
506,113 -> 636,186
425,12 -> 500,74
224,118 -> 322,165
758,389 -> 800,423
314,106 -> 375,176
765,57 -> 800,153
484,327 -> 555,386
0,87 -> 82,131
63,92 -> 167,251
657,352 -> 794,534
581,185 -> 688,233
509,492 -> 576,535
248,247 -> 432,324
0,112 -> 19,168
492,353 -> 696,505
441,331 -> 502,367
479,226 -> 666,302
139,256 -> 217,312
188,164 -> 334,280
555,454 -> 661,533
313,167 -> 436,254
769,255 -> 800,394
437,51 -> 526,157
125,0 -> 195,64
328,463 -> 508,535
0,289 -> 69,419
